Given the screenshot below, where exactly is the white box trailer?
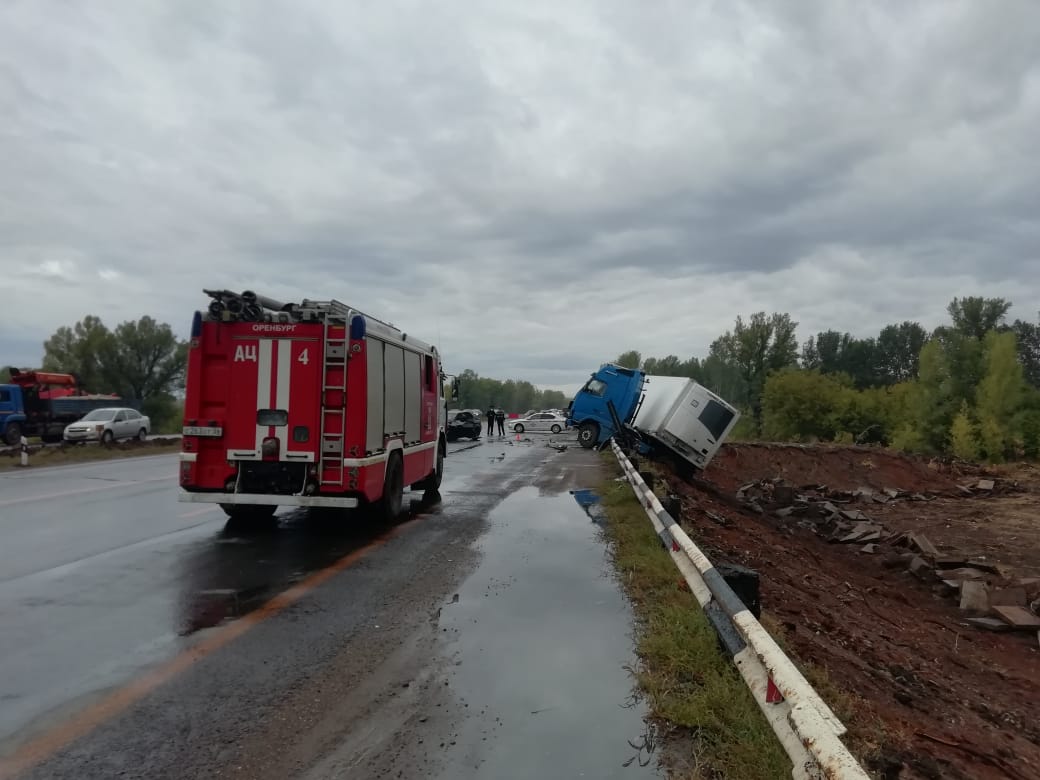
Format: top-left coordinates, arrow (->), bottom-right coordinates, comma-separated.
630,375 -> 741,472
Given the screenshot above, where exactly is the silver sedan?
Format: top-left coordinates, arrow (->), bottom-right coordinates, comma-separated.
510,412 -> 569,434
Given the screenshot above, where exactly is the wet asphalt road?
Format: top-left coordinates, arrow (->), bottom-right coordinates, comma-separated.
0,434 -> 659,779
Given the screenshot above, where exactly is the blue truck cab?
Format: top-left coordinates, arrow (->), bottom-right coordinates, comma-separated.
567,364 -> 646,449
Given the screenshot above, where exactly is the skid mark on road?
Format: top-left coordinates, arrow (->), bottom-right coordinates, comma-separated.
0,516 -> 422,780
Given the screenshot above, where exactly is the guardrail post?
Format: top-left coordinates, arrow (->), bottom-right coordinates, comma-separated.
20,436 -> 29,467
716,562 -> 761,619
663,493 -> 681,519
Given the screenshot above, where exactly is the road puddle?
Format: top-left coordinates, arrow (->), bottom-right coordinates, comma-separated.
175,492 -> 443,635
432,486 -> 661,778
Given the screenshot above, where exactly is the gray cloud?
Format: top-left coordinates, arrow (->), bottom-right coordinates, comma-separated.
2,0 -> 1039,397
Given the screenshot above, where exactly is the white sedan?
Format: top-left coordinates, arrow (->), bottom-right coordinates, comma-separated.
64,407 -> 152,444
510,412 -> 569,434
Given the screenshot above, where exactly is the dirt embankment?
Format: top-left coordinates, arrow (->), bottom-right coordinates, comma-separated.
667,443 -> 1040,780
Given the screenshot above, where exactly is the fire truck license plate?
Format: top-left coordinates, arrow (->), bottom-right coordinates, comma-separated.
183,426 -> 223,437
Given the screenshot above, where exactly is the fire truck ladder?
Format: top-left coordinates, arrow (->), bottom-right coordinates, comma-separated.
318,306 -> 349,487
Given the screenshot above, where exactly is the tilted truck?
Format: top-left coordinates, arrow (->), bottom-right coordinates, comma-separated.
177,289 -> 449,523
0,370 -> 126,445
566,363 -> 741,476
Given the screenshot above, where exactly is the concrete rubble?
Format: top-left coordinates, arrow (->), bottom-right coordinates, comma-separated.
734,477 -> 1040,635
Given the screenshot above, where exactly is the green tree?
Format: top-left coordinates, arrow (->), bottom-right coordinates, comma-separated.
949,400 -> 981,461
875,321 -> 927,384
710,312 -> 799,431
42,315 -> 118,392
105,316 -> 188,401
452,369 -> 573,413
975,330 -> 1024,461
908,339 -> 956,452
946,296 -> 1012,340
42,315 -> 187,401
1011,314 -> 1040,387
761,370 -> 846,441
698,354 -> 746,402
614,350 -> 642,369
642,354 -> 684,376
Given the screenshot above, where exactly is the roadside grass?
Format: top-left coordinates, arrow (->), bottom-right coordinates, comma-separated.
597,471 -> 791,779
0,440 -> 183,472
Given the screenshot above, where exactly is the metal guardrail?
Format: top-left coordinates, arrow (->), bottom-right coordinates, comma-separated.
0,435 -> 183,457
611,440 -> 871,780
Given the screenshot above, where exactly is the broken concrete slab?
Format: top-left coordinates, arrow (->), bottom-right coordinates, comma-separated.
705,511 -> 730,527
964,617 -> 1013,632
960,581 -> 990,613
957,484 -> 975,496
840,509 -> 871,522
860,543 -> 878,554
966,560 -> 1008,577
992,605 -> 1040,630
975,479 -> 995,491
860,531 -> 882,543
991,587 -> 1027,608
772,485 -> 795,505
910,533 -> 940,558
908,556 -> 935,581
941,567 -> 990,582
934,556 -> 970,569
820,501 -> 841,516
1016,578 -> 1040,600
882,552 -> 917,569
839,529 -> 870,543
883,487 -> 902,499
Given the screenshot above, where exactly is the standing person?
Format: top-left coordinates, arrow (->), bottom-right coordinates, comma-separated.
496,408 -> 506,436
486,407 -> 496,437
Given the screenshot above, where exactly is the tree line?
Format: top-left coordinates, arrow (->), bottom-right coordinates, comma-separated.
451,368 -> 569,413
615,297 -> 1040,463
4,316 -> 569,433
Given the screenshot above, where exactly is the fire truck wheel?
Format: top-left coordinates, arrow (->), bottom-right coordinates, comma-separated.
415,444 -> 444,492
378,453 -> 404,521
577,421 -> 600,449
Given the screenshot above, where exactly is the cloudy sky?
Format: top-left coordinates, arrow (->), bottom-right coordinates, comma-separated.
2,1 -> 1039,393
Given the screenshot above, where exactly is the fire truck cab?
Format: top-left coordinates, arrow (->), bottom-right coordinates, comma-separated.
177,290 -> 446,523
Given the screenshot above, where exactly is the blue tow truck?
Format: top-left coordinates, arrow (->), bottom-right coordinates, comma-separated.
566,363 -> 741,476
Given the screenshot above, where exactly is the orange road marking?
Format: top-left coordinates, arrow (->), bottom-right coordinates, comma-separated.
0,516 -> 421,779
176,506 -> 220,519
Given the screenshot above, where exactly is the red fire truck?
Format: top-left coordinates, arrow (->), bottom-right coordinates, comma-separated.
177,290 -> 448,522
